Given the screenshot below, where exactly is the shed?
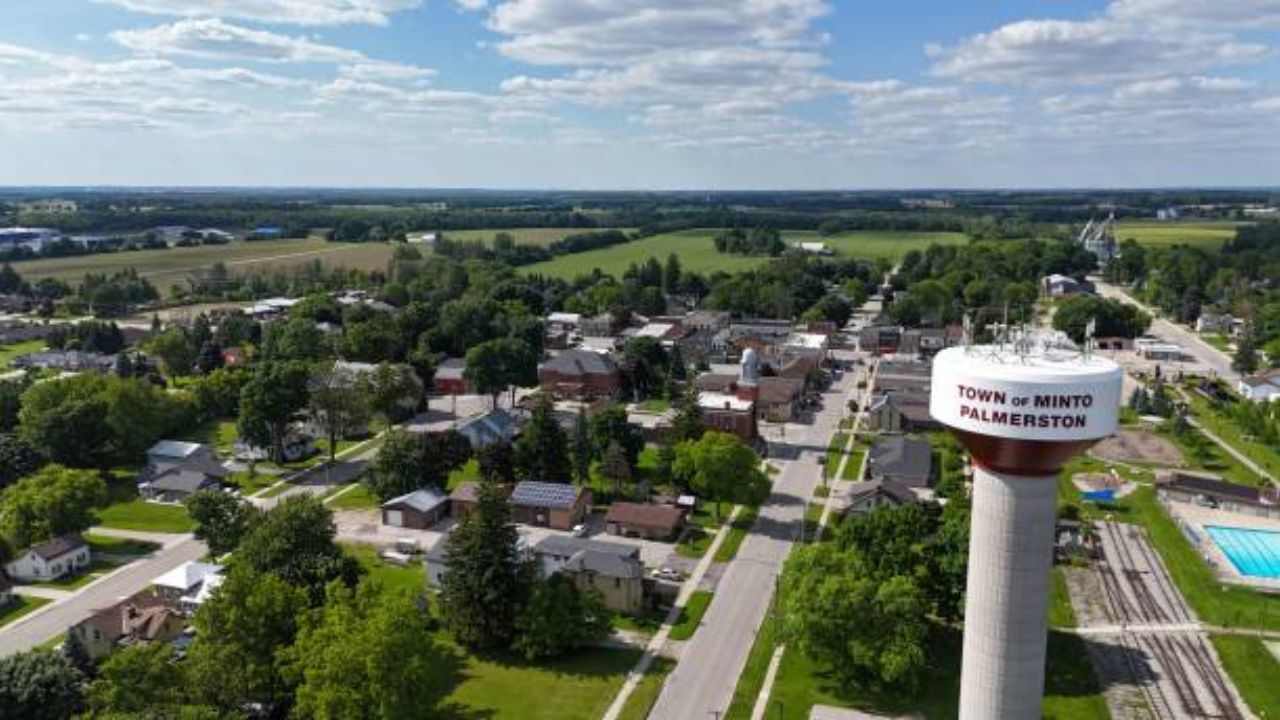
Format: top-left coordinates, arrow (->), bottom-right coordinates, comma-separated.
381,488 -> 450,529
510,481 -> 592,530
605,502 -> 686,540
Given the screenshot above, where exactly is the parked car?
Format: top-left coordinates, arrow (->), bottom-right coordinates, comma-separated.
650,567 -> 683,582
571,523 -> 589,538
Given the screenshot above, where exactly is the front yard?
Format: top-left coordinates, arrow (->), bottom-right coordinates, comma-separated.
0,595 -> 51,629
668,591 -> 714,641
95,499 -> 195,534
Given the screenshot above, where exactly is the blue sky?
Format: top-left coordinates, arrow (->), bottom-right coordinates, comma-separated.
1,0 -> 1279,189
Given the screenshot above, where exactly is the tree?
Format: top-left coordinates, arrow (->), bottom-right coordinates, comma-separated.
341,311 -> 404,364
285,582 -> 453,720
571,408 -> 592,486
87,643 -> 212,717
0,465 -> 107,551
0,380 -> 24,433
238,361 -> 310,464
513,574 -> 612,660
185,490 -> 260,557
1233,328 -> 1259,375
146,327 -> 197,377
655,441 -> 676,484
233,495 -> 362,603
195,340 -> 224,375
514,395 -> 571,483
780,544 -> 928,691
663,252 -> 682,293
190,366 -> 250,419
673,431 -> 768,522
308,364 -> 373,464
1052,296 -> 1152,343
671,385 -> 705,442
464,337 -> 537,409
186,566 -> 308,715
600,441 -> 632,496
261,318 -> 332,363
0,434 -> 43,489
590,404 -> 644,466
367,429 -> 471,502
0,649 -> 85,720
477,441 -> 515,485
18,379 -> 115,467
365,363 -> 423,428
440,477 -> 535,650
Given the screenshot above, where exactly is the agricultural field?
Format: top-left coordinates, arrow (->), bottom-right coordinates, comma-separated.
441,227 -> 634,247
1114,221 -> 1242,251
7,237 -> 396,296
521,229 -> 969,280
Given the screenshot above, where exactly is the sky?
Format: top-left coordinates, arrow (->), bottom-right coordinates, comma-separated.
2,0 -> 1280,189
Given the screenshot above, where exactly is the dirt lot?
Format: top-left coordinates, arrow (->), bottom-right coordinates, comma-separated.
1091,429 -> 1185,467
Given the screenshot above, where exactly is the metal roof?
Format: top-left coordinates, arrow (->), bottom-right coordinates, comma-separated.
381,488 -> 449,513
510,481 -> 581,509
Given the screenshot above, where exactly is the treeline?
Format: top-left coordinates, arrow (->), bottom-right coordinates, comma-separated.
433,229 -> 635,266
713,227 -> 784,256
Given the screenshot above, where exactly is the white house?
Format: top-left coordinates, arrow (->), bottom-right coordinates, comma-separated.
1239,370 -> 1280,403
4,535 -> 90,582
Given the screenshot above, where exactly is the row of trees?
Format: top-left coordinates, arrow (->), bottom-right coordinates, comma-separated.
1052,295 -> 1153,343
713,226 -> 785,256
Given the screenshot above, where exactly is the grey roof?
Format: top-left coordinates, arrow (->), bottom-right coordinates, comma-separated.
456,409 -> 518,446
510,481 -> 582,509
563,548 -> 644,579
436,357 -> 467,380
540,350 -> 618,377
382,488 -> 449,513
28,534 -> 87,561
867,436 -> 933,487
847,479 -> 918,505
149,468 -> 219,495
533,535 -> 639,562
147,440 -> 203,459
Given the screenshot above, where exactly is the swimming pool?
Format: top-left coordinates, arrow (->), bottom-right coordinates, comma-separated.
1205,526 -> 1280,579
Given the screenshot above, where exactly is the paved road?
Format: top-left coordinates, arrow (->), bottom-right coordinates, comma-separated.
1094,279 -> 1239,385
647,353 -> 856,719
0,534 -> 205,657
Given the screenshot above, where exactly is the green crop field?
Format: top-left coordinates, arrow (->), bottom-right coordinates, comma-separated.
521,229 -> 969,279
1114,221 -> 1242,251
441,227 -> 634,247
8,238 -> 396,296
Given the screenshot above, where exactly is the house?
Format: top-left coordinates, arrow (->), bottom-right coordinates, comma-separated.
449,482 -> 482,522
538,350 -> 622,401
1196,312 -> 1235,335
839,479 -> 919,516
581,312 -> 619,337
699,392 -> 756,440
1042,274 -> 1092,297
455,408 -> 519,449
863,392 -> 939,432
899,328 -> 948,358
1094,336 -> 1134,351
11,350 -> 116,373
425,540 -> 450,588
5,535 -> 90,582
381,488 -> 450,529
179,571 -> 225,614
684,310 -> 731,333
151,561 -> 222,608
531,536 -> 646,614
605,502 -> 685,540
634,322 -> 682,342
858,325 -> 901,355
784,332 -> 829,359
138,441 -> 229,503
510,481 -> 592,530
866,436 -> 933,488
796,241 -> 833,255
1238,369 -> 1280,403
233,429 -> 315,463
69,590 -> 184,661
547,312 -> 582,333
434,357 -> 470,395
756,376 -> 805,422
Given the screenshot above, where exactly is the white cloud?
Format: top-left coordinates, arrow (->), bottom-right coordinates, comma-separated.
1109,0 -> 1280,29
111,18 -> 365,63
93,0 -> 422,27
75,33 -> 92,43
455,0 -> 487,10
338,60 -> 436,82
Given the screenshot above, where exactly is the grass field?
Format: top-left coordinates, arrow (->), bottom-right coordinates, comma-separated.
9,238 -> 396,296
522,229 -> 969,280
616,657 -> 674,720
0,339 -> 45,368
0,595 -> 51,629
1210,635 -> 1280,719
95,499 -> 196,533
1115,221 -> 1241,251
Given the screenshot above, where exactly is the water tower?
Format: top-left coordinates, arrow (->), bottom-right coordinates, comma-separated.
930,339 -> 1121,719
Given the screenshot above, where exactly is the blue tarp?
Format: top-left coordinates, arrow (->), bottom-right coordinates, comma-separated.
1083,489 -> 1116,502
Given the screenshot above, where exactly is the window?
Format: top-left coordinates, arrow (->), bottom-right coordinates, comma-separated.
614,578 -> 620,589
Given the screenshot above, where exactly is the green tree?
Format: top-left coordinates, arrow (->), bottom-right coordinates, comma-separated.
285,582 -> 452,720
671,385 -> 705,442
477,441 -> 515,485
0,649 -> 85,720
589,404 -> 644,466
87,642 -> 215,717
186,567 -> 308,715
1233,328 -> 1259,375
780,544 -> 928,691
440,477 -> 535,650
0,380 -> 24,433
663,252 -> 682,293
514,395 -> 571,483
0,465 -> 106,551
340,311 -> 404,364
237,361 -> 310,463
261,318 -> 331,363
365,363 -> 423,428
367,429 -> 471,501
18,379 -> 115,467
600,441 -> 632,496
464,337 -> 538,409
513,574 -> 612,660
308,364 -> 373,463
146,327 -> 196,377
190,366 -> 250,419
1052,295 -> 1152,343
234,495 -> 362,603
655,441 -> 676,484
673,431 -> 767,522
0,434 -> 43,489
185,490 -> 260,557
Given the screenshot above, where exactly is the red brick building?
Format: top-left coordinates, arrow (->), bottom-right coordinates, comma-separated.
538,350 -> 621,400
433,357 -> 470,395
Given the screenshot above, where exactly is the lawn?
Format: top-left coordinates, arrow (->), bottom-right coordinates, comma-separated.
714,506 -> 758,563
1201,333 -> 1233,353
635,398 -> 671,413
611,608 -> 665,636
446,458 -> 481,491
9,237 -> 396,296
438,645 -> 641,720
180,417 -> 239,455
95,499 -> 195,533
343,542 -> 424,597
1114,221 -> 1241,251
521,229 -> 968,280
227,470 -> 278,496
1160,424 -> 1263,486
840,449 -> 866,481
675,526 -> 714,560
1047,567 -> 1077,629
0,595 -> 51,629
0,339 -> 45,368
824,433 -> 849,480
669,591 -> 714,641
616,657 -> 674,720
326,482 -> 380,510
727,624 -> 1107,720
1183,393 -> 1280,481
85,533 -> 161,558
31,558 -> 119,591
1210,635 -> 1280,719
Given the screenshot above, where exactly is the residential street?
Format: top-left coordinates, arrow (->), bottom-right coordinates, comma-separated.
647,351 -> 858,719
0,534 -> 205,657
1094,279 -> 1240,385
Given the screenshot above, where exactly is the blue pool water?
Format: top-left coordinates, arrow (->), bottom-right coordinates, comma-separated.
1205,526 -> 1280,579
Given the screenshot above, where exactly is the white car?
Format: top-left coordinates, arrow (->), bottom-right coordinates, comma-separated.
571,524 -> 589,538
650,567 -> 683,582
